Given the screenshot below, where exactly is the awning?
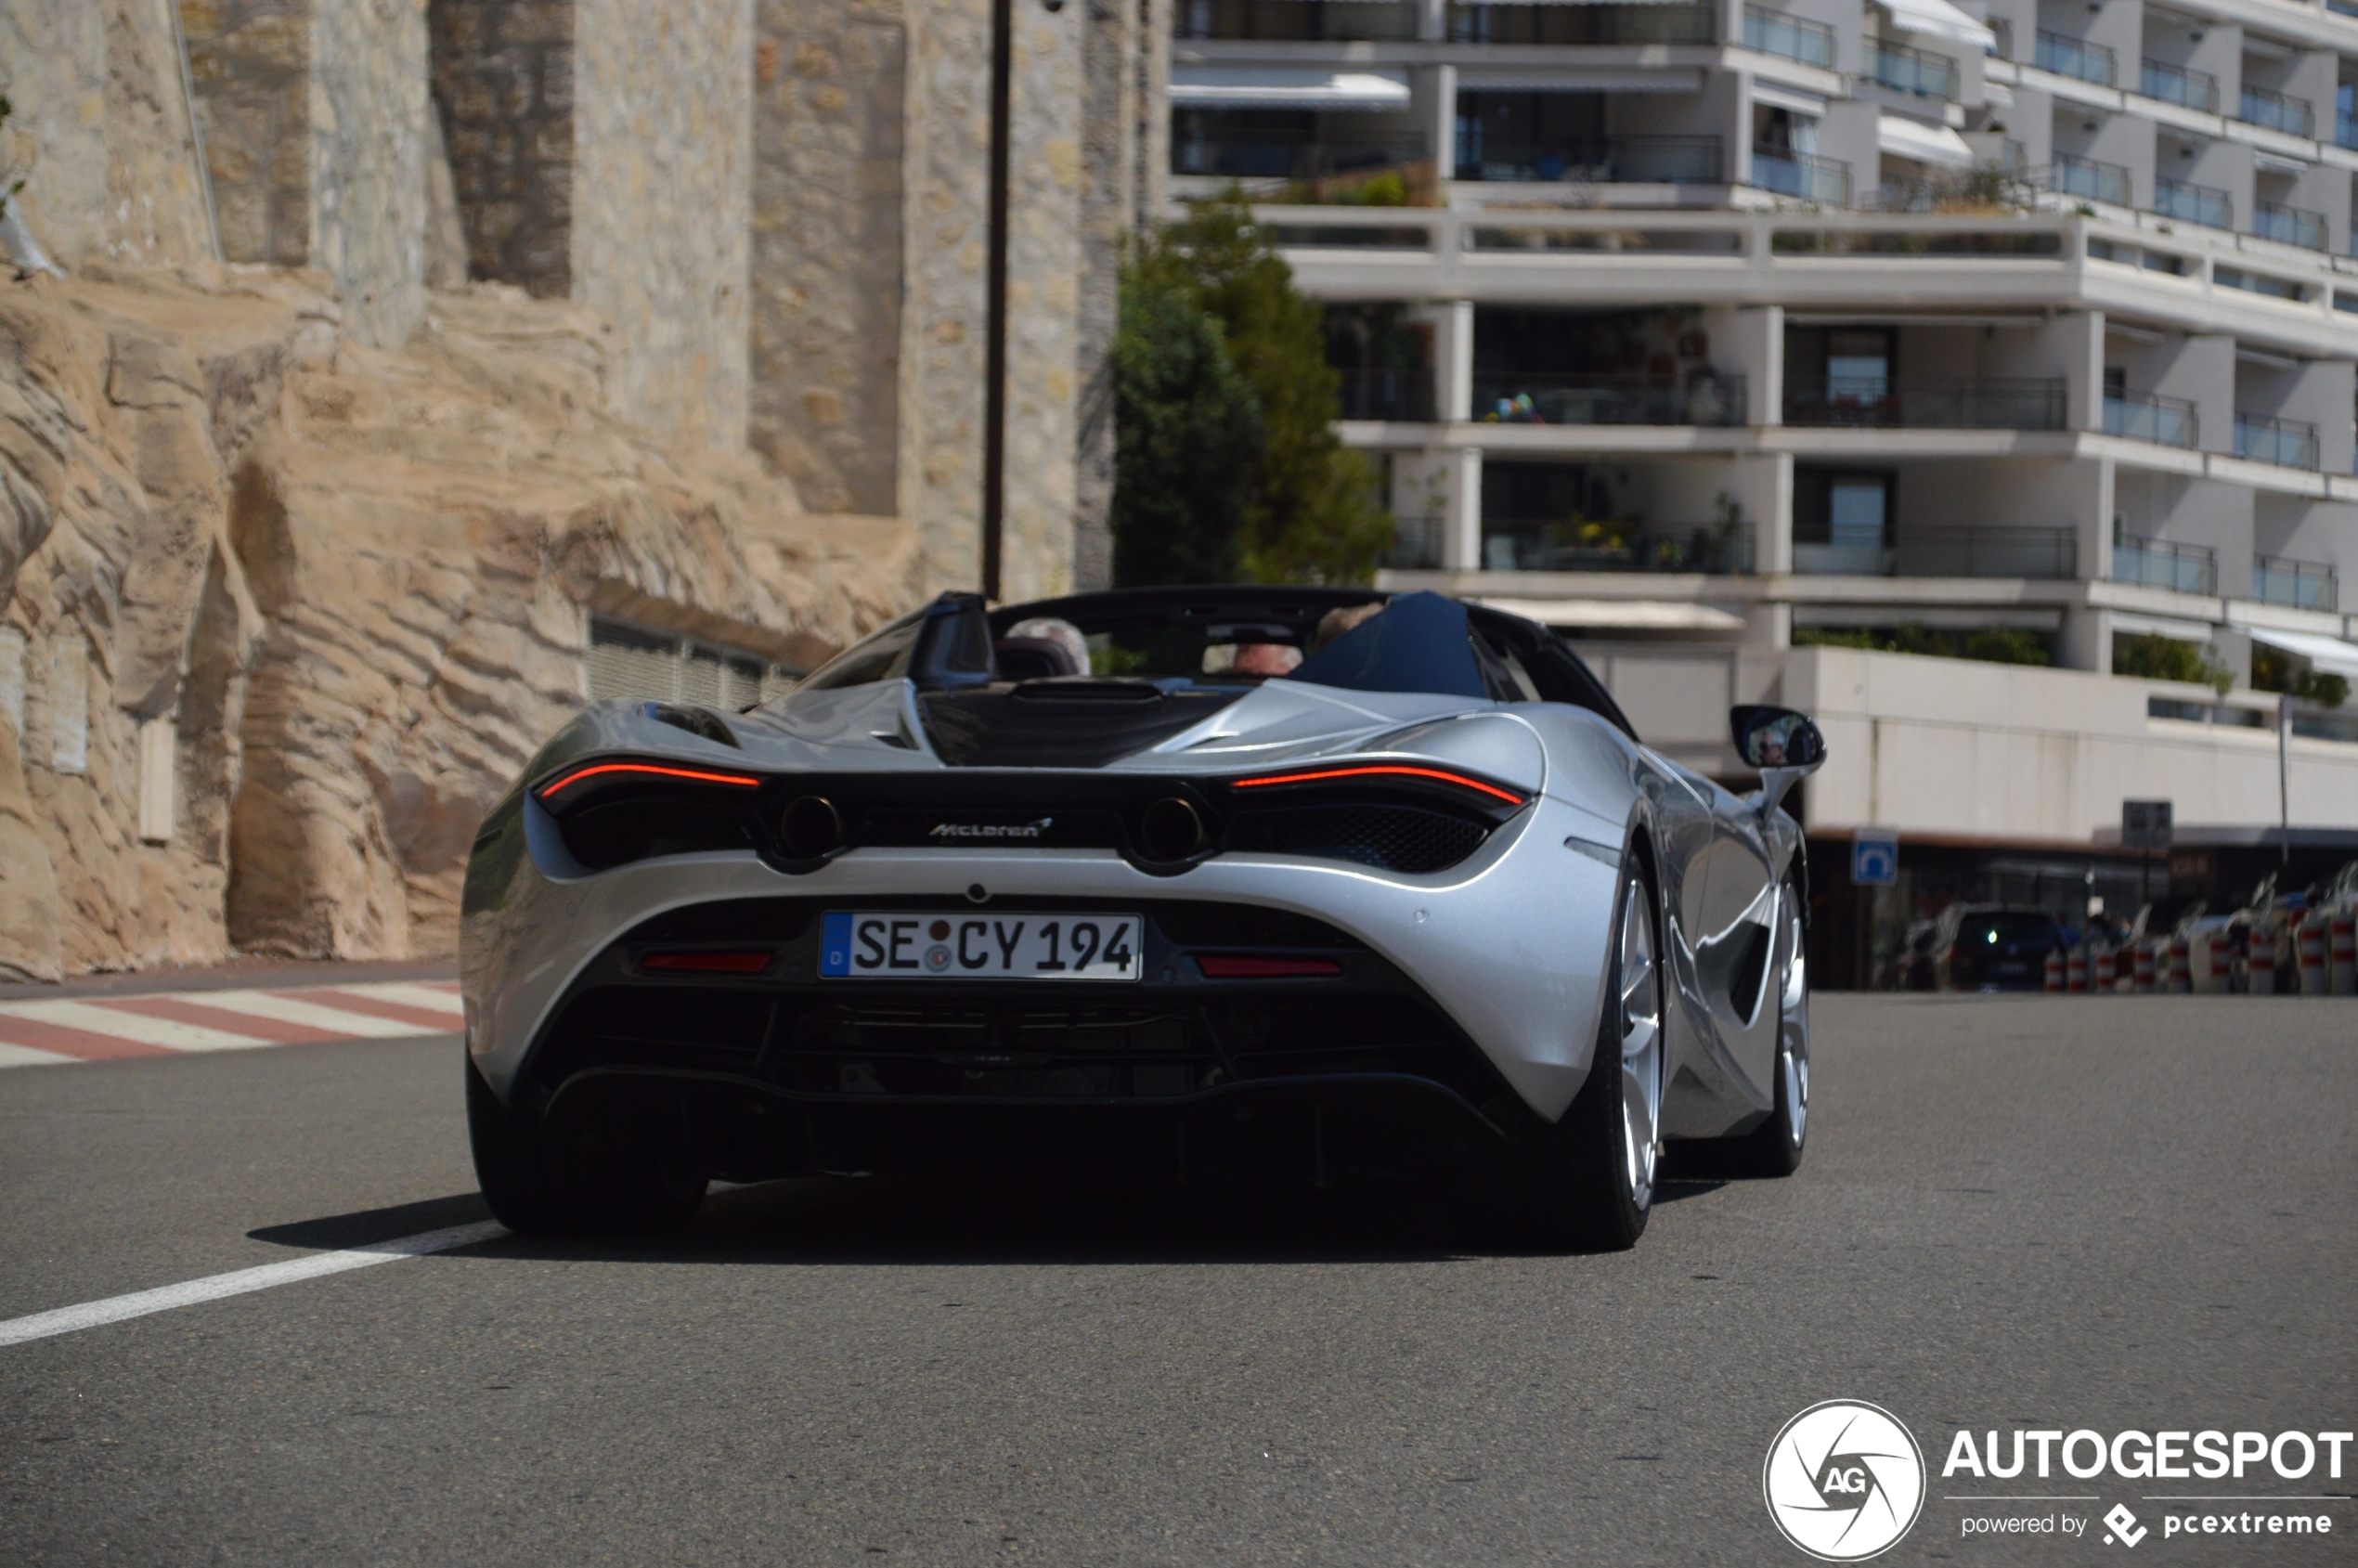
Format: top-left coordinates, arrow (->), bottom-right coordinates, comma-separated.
1471,597 -> 1746,631
1878,113 -> 1976,168
1751,82 -> 1831,117
2249,628 -> 2358,680
1875,0 -> 1996,48
1456,69 -> 1704,95
2111,611 -> 2220,641
1169,67 -> 1411,112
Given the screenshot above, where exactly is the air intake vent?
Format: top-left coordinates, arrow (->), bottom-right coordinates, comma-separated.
1227,806 -> 1489,875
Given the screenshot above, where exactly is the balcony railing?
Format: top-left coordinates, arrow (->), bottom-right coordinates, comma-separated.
2252,201 -> 2326,251
2036,30 -> 2115,86
1784,378 -> 2067,430
1743,6 -> 1834,67
2238,84 -> 2314,138
2050,152 -> 2130,207
1447,3 -> 1715,45
1479,521 -> 1757,574
1751,145 -> 1850,203
2140,58 -> 2218,112
1866,40 -> 1958,100
1471,372 -> 1747,427
2103,392 -> 2197,448
2152,176 -> 2231,230
1389,514 -> 1445,571
1335,368 -> 1435,422
1792,526 -> 2077,579
2113,536 -> 2217,595
1174,132 -> 1426,181
1457,136 -> 1723,185
2234,413 -> 2319,470
2253,554 -> 2339,610
2340,114 -> 2358,152
1177,0 -> 1419,42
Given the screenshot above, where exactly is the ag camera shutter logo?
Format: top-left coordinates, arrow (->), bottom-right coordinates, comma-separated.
1764,1400 -> 1927,1561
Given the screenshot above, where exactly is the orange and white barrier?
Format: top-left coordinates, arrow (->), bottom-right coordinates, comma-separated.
2248,930 -> 2275,993
2297,915 -> 2329,996
2131,944 -> 2157,993
2168,937 -> 2191,992
2066,948 -> 2088,992
2044,950 -> 2064,991
2331,913 -> 2356,996
2092,949 -> 2117,991
2189,931 -> 2230,993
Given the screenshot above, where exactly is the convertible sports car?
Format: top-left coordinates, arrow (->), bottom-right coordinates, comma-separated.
460,586 -> 1824,1249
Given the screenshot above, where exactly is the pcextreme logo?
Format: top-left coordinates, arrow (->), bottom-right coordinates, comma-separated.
1764,1401 -> 1929,1562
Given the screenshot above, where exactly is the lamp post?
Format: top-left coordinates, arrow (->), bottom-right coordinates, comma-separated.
980,0 -> 1015,602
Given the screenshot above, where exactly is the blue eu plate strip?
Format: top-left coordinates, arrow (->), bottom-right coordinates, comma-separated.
821,912 -> 853,977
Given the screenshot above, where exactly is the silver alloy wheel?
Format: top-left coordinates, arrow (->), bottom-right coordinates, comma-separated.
1618,876 -> 1664,1208
1778,892 -> 1810,1148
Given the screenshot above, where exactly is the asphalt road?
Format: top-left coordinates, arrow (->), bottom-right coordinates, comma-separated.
1,994 -> 2352,1566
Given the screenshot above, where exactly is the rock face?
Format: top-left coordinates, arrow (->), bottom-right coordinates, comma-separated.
0,264 -> 918,978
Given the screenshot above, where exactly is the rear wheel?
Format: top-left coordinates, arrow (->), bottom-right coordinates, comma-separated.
1505,850 -> 1663,1251
466,1057 -> 707,1235
1731,874 -> 1808,1176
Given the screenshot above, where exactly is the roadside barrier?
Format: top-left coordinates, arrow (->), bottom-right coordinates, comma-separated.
2168,936 -> 2191,992
2131,944 -> 2156,992
2065,948 -> 2087,992
2043,950 -> 2064,991
2190,931 -> 2230,993
2298,915 -> 2328,995
2333,914 -> 2356,995
2092,949 -> 2117,991
2248,930 -> 2275,992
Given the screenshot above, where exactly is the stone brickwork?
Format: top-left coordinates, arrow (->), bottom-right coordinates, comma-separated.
572,0 -> 753,451
181,0 -> 430,346
428,0 -> 575,293
748,0 -> 907,516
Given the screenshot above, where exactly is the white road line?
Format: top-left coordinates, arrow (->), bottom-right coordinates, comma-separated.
0,999 -> 274,1051
332,981 -> 466,1015
183,990 -> 443,1038
0,1221 -> 507,1349
0,1042 -> 75,1069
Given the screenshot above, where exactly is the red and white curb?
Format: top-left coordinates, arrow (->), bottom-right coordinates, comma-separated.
0,980 -> 461,1069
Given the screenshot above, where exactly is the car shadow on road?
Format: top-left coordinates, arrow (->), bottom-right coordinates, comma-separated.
252,1173 -> 1730,1268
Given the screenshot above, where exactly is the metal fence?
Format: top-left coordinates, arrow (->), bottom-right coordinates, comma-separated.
1784,378 -> 2066,429
2111,536 -> 2215,594
1471,373 -> 1747,426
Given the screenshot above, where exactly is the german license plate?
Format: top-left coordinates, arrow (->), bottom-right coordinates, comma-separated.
820,912 -> 1142,980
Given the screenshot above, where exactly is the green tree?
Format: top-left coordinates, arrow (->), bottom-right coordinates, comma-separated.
1108,268 -> 1261,587
1128,192 -> 1393,584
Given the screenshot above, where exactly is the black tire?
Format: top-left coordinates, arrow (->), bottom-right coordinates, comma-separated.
1730,871 -> 1808,1177
1503,848 -> 1663,1251
466,1056 -> 707,1235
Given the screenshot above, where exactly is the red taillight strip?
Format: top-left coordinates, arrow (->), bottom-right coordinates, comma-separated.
1227,764 -> 1524,806
538,761 -> 763,798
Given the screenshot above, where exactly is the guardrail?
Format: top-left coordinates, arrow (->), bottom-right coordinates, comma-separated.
2112,536 -> 2215,594
1479,522 -> 1757,574
2239,84 -> 2314,138
2154,176 -> 2232,230
2141,58 -> 2218,112
1178,0 -> 1420,41
1784,378 -> 2066,430
2103,392 -> 2197,448
2051,152 -> 2131,207
1448,2 -> 1714,44
1867,40 -> 1958,101
2253,552 -> 2338,609
1743,6 -> 1833,66
1751,145 -> 1850,203
1174,135 -> 1427,181
1336,368 -> 1435,421
1893,526 -> 2077,578
2234,413 -> 2319,470
2036,29 -> 2115,86
1455,136 -> 1722,185
1471,373 -> 1746,427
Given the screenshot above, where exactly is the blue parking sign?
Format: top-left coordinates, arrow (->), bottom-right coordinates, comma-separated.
1851,831 -> 1898,886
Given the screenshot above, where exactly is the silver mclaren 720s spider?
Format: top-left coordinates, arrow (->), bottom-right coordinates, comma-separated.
460,586 -> 1825,1249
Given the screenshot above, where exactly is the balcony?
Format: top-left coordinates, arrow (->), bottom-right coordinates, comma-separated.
1751,145 -> 1850,203
1480,520 -> 1757,574
1783,378 -> 2067,430
1456,136 -> 1722,185
1176,0 -> 1419,42
2233,413 -> 2319,470
1389,514 -> 1445,571
2340,115 -> 2358,152
2253,554 -> 2339,610
2036,30 -> 2115,86
1866,40 -> 1958,101
1471,372 -> 1747,427
2103,392 -> 2197,448
2252,201 -> 2326,251
1447,4 -> 1715,44
1175,132 -> 1427,182
2152,176 -> 2231,230
2139,58 -> 2218,113
2238,84 -> 2314,138
1336,368 -> 1434,422
1794,526 -> 2078,578
2113,536 -> 2217,595
1743,6 -> 1833,68
2050,152 -> 2130,207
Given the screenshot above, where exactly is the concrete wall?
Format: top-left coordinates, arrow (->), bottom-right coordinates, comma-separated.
311,0 -> 430,348
429,0 -> 576,292
572,0 -> 753,451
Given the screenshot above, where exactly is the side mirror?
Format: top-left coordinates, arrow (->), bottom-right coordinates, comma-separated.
1730,705 -> 1825,823
1730,705 -> 1826,771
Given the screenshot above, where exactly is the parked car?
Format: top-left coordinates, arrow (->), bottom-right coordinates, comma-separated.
1928,903 -> 2067,991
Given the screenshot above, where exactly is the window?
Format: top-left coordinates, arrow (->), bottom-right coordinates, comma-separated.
1794,469 -> 1894,547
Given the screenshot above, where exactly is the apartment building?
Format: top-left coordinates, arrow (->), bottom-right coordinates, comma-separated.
1171,0 -> 2358,975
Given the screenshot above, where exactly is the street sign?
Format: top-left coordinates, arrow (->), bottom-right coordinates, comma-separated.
2121,799 -> 2173,853
1851,829 -> 1898,886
